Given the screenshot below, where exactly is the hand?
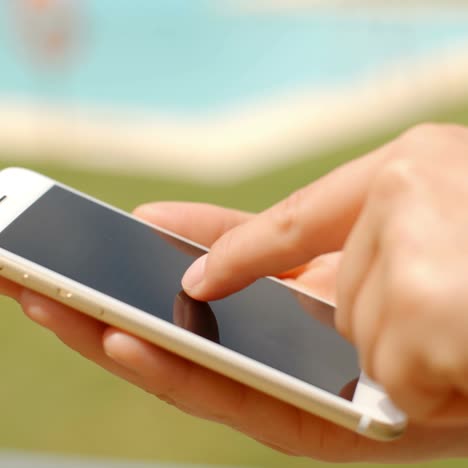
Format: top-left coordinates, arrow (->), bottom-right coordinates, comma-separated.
3,196 -> 467,462
181,124 -> 468,439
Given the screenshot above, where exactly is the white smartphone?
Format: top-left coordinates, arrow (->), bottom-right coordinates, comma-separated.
0,167 -> 406,440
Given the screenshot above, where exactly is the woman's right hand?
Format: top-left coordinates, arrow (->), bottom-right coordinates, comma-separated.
1,197 -> 467,463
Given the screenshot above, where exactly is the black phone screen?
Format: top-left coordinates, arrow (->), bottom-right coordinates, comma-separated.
0,185 -> 359,398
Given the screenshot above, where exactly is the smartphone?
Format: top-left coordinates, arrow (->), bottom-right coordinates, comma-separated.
0,167 -> 406,440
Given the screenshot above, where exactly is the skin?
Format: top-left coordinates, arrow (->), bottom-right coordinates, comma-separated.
181,123 -> 468,428
3,123 -> 468,462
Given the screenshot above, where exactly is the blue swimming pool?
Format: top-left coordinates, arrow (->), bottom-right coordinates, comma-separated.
1,1 -> 468,116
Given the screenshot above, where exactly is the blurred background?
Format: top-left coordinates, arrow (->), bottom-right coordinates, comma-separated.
1,1 -> 468,467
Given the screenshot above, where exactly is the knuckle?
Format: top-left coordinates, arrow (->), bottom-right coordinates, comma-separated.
400,122 -> 444,145
372,123 -> 468,204
269,187 -> 308,239
371,158 -> 418,201
401,122 -> 467,145
397,122 -> 468,158
427,348 -> 460,381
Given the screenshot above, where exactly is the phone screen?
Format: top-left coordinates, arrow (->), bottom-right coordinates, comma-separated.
0,186 -> 359,398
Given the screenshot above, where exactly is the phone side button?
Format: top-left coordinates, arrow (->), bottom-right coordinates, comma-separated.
57,288 -> 73,299
356,415 -> 372,435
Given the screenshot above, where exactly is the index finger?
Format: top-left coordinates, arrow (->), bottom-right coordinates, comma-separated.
183,147 -> 390,301
133,201 -> 253,247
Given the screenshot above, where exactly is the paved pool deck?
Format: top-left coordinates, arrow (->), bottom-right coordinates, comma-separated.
0,452 -> 244,468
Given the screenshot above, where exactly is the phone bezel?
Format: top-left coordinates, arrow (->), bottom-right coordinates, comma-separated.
0,167 -> 407,440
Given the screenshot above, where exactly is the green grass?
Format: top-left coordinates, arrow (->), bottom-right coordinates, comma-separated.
1,103 -> 468,467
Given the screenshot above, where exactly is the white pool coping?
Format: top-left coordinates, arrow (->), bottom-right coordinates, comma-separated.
1,43 -> 468,183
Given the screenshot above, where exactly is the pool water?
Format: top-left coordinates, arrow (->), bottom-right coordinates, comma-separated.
1,0 -> 468,116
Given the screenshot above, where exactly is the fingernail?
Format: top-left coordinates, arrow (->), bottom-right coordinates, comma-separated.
24,304 -> 49,327
103,332 -> 141,376
182,254 -> 207,292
